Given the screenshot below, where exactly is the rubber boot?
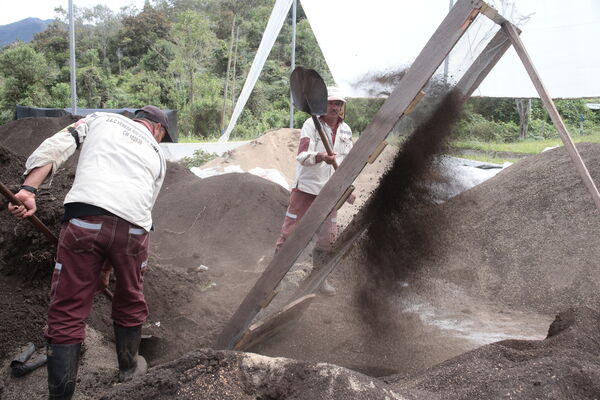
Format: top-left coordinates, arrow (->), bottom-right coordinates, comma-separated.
312,248 -> 336,296
47,343 -> 81,400
114,323 -> 147,382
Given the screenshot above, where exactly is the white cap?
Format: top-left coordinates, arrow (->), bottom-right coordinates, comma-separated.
327,86 -> 346,103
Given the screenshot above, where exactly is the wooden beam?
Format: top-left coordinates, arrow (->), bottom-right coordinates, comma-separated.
233,294 -> 316,351
479,2 -> 507,25
454,28 -> 512,100
215,0 -> 484,350
405,91 -> 426,115
293,226 -> 366,299
502,22 -> 600,213
232,226 -> 364,351
367,141 -> 388,164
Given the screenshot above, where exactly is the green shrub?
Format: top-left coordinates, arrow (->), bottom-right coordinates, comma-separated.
179,149 -> 217,168
454,113 -> 519,142
528,119 -> 557,139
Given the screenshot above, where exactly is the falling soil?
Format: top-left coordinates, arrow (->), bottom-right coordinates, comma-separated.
357,91 -> 463,330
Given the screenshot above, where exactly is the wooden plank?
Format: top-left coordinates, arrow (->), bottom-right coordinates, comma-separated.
232,226 -> 364,350
215,0 -> 484,350
479,2 -> 507,25
334,185 -> 355,211
293,225 -> 366,299
405,91 -> 426,115
502,22 -> 600,213
367,141 -> 388,164
454,29 -> 512,100
233,294 -> 316,351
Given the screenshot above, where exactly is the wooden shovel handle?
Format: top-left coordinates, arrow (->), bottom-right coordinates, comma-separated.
311,115 -> 338,170
0,180 -> 114,301
0,181 -> 58,244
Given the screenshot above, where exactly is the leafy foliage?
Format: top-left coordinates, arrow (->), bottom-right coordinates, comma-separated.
0,1 -> 598,143
180,148 -> 217,168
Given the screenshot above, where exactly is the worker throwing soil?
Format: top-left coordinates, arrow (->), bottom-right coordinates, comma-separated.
8,106 -> 172,399
276,87 -> 353,296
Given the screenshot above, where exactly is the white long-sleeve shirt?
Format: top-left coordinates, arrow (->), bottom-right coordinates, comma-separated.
294,117 -> 353,195
25,112 -> 166,231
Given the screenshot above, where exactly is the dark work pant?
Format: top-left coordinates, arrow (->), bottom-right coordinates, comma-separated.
275,190 -> 337,252
45,215 -> 149,344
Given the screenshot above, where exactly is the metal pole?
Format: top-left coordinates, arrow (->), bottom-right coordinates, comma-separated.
69,0 -> 77,114
289,0 -> 297,128
443,0 -> 454,82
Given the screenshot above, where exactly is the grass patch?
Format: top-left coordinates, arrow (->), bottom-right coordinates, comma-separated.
451,131 -> 600,155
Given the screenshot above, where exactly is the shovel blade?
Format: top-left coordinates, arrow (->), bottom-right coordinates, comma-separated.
290,66 -> 327,116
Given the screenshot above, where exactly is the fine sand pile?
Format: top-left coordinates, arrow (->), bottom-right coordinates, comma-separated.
202,128 -> 300,188
1,113 -> 600,399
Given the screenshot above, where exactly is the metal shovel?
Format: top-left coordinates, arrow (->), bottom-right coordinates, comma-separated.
290,66 -> 338,169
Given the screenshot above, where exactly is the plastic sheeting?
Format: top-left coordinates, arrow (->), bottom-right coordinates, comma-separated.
219,0 -> 600,140
15,105 -> 179,141
300,0 -> 600,98
218,0 -> 293,142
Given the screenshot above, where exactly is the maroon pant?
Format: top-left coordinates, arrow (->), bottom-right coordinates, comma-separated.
46,215 -> 149,344
275,190 -> 337,252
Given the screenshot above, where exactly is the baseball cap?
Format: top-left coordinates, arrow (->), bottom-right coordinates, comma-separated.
134,105 -> 173,142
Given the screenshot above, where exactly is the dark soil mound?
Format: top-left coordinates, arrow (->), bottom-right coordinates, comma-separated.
0,143 -> 75,359
151,162 -> 289,270
0,116 -> 79,156
390,307 -> 600,399
98,306 -> 600,400
100,348 -> 399,400
434,142 -> 600,314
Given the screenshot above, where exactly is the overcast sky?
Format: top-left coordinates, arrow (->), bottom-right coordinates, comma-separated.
1,0 -> 146,25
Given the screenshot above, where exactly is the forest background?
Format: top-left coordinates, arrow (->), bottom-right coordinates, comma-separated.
0,0 -> 598,152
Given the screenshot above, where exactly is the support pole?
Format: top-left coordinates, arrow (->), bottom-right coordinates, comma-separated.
502,22 -> 600,213
68,0 -> 77,114
289,0 -> 297,128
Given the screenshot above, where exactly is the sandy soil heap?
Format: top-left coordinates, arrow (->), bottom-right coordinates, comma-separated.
1,113 -> 600,399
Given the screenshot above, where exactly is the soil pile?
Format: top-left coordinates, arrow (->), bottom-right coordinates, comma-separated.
2,112 -> 600,399
0,116 -> 79,157
0,141 -> 75,360
433,142 -> 600,314
94,307 -> 600,399
390,306 -> 600,399
202,128 -> 300,187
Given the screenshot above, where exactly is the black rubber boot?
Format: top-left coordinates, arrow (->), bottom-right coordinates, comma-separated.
47,343 -> 81,400
114,323 -> 147,382
311,248 -> 336,296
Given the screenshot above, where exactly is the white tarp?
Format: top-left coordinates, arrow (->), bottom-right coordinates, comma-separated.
301,0 -> 600,98
221,0 -> 600,139
218,0 -> 293,142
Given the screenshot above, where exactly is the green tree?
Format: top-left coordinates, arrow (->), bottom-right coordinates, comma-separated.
0,44 -> 56,109
117,4 -> 171,70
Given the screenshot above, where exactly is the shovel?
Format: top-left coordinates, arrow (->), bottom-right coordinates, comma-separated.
290,66 -> 338,169
0,180 -> 114,301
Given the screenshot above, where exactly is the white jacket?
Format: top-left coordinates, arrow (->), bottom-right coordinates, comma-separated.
25,112 -> 166,231
294,117 -> 353,195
